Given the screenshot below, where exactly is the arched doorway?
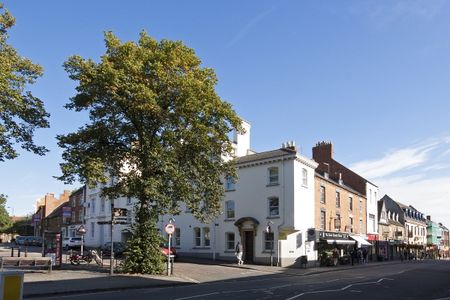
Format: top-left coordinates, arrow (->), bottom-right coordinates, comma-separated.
234,217 -> 259,263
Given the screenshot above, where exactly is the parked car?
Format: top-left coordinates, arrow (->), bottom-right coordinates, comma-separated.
15,236 -> 27,246
26,236 -> 42,246
160,244 -> 177,259
100,242 -> 126,258
63,237 -> 82,250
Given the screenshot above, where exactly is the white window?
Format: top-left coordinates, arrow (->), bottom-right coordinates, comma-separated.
194,227 -> 201,247
359,198 -> 363,213
320,186 -> 326,204
225,177 -> 236,191
225,200 -> 235,219
268,167 -> 279,185
175,228 -> 181,247
90,222 -> 95,238
369,214 -> 376,232
320,210 -> 326,230
100,198 -> 105,212
264,231 -> 274,251
127,197 -> 132,205
349,196 -> 353,211
268,197 -> 279,217
203,227 -> 210,247
302,168 -> 308,186
194,227 -> 210,247
91,199 -> 96,214
226,232 -> 235,250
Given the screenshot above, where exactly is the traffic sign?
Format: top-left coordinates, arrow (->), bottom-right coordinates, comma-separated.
165,223 -> 175,235
77,225 -> 86,235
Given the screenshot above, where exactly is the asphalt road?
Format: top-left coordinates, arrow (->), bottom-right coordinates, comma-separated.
30,260 -> 450,300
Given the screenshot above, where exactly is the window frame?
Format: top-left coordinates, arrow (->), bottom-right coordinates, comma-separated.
226,232 -> 235,251
194,227 -> 201,247
302,168 -> 308,187
268,197 -> 280,217
264,231 -> 274,251
320,185 -> 326,204
320,210 -> 326,231
225,200 -> 235,219
335,191 -> 341,208
203,227 -> 210,247
225,176 -> 236,191
268,167 -> 279,185
335,214 -> 341,231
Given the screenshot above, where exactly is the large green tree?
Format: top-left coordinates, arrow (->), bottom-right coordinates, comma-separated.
0,194 -> 12,232
57,31 -> 242,274
0,3 -> 50,161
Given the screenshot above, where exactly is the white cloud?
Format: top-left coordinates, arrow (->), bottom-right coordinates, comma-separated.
350,142 -> 436,179
350,135 -> 450,228
377,176 -> 450,228
350,0 -> 447,30
227,7 -> 276,48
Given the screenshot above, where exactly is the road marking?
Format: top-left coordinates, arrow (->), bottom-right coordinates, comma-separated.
285,278 -> 394,300
175,292 -> 220,300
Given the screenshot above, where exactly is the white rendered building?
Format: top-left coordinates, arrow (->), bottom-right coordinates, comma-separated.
160,122 -> 318,266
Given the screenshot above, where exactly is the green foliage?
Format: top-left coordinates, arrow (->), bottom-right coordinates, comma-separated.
58,31 -> 242,273
121,208 -> 165,274
0,3 -> 50,161
5,215 -> 32,235
0,194 -> 12,232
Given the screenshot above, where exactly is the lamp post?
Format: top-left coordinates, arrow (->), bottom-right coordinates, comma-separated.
266,221 -> 274,266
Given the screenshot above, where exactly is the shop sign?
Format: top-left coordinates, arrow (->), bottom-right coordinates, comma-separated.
318,231 -> 349,240
367,234 -> 378,241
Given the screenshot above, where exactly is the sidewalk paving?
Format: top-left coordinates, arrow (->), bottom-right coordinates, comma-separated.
17,257 -> 408,298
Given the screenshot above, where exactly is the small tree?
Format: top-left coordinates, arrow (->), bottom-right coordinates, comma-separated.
0,194 -> 12,232
0,4 -> 50,161
57,32 -> 242,273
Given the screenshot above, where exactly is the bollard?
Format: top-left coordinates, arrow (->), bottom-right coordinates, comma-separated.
25,247 -> 28,258
17,247 -> 21,257
10,247 -> 14,257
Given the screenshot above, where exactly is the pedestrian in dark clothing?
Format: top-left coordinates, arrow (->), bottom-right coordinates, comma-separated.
351,249 -> 356,266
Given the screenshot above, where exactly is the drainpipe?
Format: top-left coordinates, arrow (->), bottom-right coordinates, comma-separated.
277,152 -> 288,266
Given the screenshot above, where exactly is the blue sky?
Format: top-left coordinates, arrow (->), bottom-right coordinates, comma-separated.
1,0 -> 450,227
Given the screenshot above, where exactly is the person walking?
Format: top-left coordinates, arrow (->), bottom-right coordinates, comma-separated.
235,241 -> 244,265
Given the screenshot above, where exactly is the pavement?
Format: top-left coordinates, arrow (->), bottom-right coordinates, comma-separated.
0,244 -> 412,299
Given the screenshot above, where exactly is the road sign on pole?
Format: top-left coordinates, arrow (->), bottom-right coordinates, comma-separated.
165,223 -> 175,235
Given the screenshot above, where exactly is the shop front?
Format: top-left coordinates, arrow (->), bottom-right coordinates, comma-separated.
316,231 -> 355,266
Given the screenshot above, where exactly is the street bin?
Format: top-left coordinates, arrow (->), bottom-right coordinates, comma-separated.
0,271 -> 24,300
